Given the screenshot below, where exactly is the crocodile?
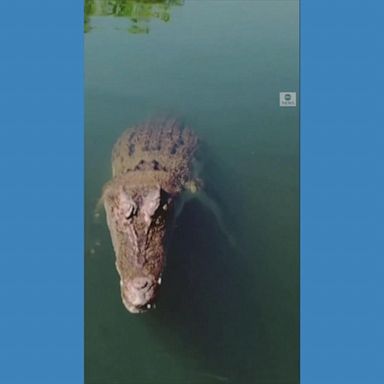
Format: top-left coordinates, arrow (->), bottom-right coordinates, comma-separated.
101,118 -> 200,313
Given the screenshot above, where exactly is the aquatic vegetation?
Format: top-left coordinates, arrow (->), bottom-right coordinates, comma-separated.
84,0 -> 184,33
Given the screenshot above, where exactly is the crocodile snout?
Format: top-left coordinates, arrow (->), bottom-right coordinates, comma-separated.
121,276 -> 157,313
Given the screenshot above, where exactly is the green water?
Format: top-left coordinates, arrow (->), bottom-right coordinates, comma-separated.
85,1 -> 299,383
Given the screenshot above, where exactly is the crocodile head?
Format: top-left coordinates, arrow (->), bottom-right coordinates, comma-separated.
102,179 -> 172,313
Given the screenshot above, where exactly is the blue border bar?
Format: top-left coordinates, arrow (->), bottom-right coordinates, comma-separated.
0,1 -> 383,383
0,2 -> 83,383
301,1 -> 383,383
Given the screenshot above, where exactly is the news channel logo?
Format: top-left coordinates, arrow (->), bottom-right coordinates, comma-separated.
280,92 -> 297,107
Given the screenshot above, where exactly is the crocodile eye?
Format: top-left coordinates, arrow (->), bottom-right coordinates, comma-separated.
124,204 -> 136,220
143,188 -> 161,217
125,206 -> 133,219
118,190 -> 137,220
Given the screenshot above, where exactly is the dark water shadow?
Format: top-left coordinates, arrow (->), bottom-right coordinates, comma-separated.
143,196 -> 275,383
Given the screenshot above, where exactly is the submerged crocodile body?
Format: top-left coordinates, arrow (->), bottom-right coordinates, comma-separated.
102,119 -> 199,313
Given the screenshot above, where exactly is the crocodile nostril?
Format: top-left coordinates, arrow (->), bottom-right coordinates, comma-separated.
132,277 -> 151,290
122,276 -> 157,312
141,281 -> 148,289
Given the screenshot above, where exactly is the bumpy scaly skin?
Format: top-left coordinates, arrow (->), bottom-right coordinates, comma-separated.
102,119 -> 199,313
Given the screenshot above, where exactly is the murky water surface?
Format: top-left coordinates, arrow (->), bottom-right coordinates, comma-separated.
85,1 -> 299,383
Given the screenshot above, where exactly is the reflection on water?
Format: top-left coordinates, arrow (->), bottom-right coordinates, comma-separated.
84,0 -> 184,33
